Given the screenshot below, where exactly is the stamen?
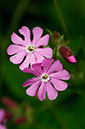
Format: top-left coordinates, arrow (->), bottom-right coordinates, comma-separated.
26,45 -> 35,53
41,73 -> 50,82
28,46 -> 34,51
42,74 -> 48,79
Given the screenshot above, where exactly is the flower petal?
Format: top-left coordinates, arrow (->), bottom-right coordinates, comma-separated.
23,68 -> 40,76
26,81 -> 41,97
11,32 -> 26,46
68,55 -> 76,63
34,51 -> 45,63
42,58 -> 54,73
38,82 -> 46,101
32,63 -> 43,75
32,27 -> 43,45
22,77 -> 40,87
36,47 -> 53,58
47,60 -> 63,74
35,34 -> 49,47
19,26 -> 31,45
7,44 -> 25,55
0,109 -> 5,120
30,53 -> 37,65
50,78 -> 68,91
0,125 -> 7,129
50,70 -> 70,80
46,82 -> 58,100
10,51 -> 27,64
20,53 -> 37,70
19,54 -> 30,70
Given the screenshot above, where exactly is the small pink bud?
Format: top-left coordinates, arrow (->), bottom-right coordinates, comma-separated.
59,46 -> 76,63
2,97 -> 18,108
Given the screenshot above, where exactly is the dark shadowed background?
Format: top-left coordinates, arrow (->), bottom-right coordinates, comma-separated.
0,0 -> 85,129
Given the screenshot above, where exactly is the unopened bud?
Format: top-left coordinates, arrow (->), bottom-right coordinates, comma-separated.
59,46 -> 76,63
14,116 -> 27,125
52,31 -> 60,42
2,97 -> 18,109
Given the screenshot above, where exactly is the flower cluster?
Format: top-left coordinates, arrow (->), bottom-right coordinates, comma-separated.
7,26 -> 76,101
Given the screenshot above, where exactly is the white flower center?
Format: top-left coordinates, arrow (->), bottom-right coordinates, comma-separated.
41,73 -> 50,82
26,45 -> 35,53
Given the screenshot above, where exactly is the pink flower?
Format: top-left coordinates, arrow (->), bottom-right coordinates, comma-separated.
23,58 -> 70,101
0,109 -> 7,129
7,26 -> 53,70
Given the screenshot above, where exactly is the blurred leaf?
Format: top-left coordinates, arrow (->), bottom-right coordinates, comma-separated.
70,85 -> 85,98
79,35 -> 85,57
3,59 -> 33,100
71,38 -> 81,56
6,0 -> 30,41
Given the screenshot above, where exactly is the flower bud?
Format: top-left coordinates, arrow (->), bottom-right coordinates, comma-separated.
52,31 -> 60,42
14,116 -> 27,125
2,97 -> 18,109
59,46 -> 76,63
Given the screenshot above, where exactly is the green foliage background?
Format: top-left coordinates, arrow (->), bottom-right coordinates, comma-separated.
0,0 -> 85,129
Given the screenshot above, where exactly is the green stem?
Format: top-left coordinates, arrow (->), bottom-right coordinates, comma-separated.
46,28 -> 52,36
53,0 -> 70,39
54,45 -> 58,60
53,40 -> 59,60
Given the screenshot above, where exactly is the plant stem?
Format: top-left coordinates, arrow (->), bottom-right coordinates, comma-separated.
53,0 -> 70,39
54,44 -> 58,60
